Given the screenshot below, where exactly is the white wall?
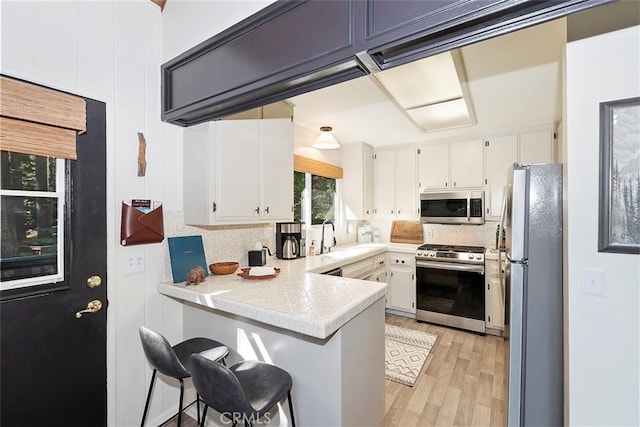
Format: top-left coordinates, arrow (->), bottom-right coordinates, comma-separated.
566,26 -> 640,426
2,1 -> 186,425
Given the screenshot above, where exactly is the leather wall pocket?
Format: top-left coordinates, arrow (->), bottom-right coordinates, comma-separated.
120,201 -> 164,246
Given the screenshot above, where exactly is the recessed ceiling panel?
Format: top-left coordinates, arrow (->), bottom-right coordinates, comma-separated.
375,52 -> 463,108
407,98 -> 473,131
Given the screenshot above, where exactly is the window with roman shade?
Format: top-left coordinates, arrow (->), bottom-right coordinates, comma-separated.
0,75 -> 86,291
0,75 -> 86,159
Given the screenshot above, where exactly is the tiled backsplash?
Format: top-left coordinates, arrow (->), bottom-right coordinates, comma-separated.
368,219 -> 499,248
163,212 -> 275,281
162,212 -> 498,281
163,212 -> 360,281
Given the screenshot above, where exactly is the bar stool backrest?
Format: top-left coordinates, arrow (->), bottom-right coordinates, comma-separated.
190,353 -> 254,416
139,326 -> 190,379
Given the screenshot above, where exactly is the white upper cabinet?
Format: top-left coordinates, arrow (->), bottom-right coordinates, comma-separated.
342,142 -> 374,219
395,147 -> 418,218
418,143 -> 449,190
485,135 -> 518,218
373,149 -> 396,219
449,140 -> 485,188
519,129 -> 555,165
373,147 -> 418,219
483,126 -> 556,219
260,119 -> 294,220
183,118 -> 293,225
215,121 -> 261,221
418,140 -> 484,192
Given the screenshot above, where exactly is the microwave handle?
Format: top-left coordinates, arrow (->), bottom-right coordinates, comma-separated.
467,193 -> 471,222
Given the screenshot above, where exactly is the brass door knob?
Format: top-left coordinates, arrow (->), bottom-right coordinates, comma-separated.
75,300 -> 103,318
87,275 -> 102,288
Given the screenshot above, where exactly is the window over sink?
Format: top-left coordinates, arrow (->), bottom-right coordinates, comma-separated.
293,171 -> 337,225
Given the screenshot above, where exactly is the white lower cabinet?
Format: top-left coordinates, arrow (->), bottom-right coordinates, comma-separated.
485,251 -> 505,333
386,252 -> 416,313
342,258 -> 374,280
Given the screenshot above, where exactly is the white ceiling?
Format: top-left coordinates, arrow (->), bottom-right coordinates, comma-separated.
288,18 -> 567,147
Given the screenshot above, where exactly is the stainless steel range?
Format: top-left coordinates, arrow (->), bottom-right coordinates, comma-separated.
415,244 -> 486,333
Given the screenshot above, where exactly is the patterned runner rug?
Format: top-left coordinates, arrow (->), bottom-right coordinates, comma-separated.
385,324 -> 438,387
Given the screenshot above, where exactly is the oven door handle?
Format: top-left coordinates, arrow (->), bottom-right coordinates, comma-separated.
416,260 -> 484,274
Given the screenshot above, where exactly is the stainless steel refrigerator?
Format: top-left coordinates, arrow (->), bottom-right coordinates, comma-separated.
499,163 -> 563,426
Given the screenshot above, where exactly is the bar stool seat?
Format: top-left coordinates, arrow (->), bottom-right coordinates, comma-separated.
190,354 -> 295,427
139,326 -> 229,426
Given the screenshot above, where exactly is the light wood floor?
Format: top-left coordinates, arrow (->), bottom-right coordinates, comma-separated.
170,313 -> 506,427
382,314 -> 506,427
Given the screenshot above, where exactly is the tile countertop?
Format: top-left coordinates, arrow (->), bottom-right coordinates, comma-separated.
158,243 -> 419,340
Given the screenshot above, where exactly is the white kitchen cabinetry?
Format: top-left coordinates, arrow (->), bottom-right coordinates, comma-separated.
386,252 -> 415,313
418,140 -> 484,191
418,143 -> 449,190
484,135 -> 518,218
342,258 -> 374,280
449,140 -> 485,188
485,250 -> 505,334
341,253 -> 387,282
342,142 -> 374,219
183,119 -> 293,225
373,147 -> 418,219
484,128 -> 555,219
519,129 -> 555,165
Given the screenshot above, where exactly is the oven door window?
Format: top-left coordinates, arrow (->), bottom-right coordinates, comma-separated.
420,198 -> 467,218
416,267 -> 485,320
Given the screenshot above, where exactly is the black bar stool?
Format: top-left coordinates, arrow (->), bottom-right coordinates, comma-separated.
139,326 -> 229,426
190,354 -> 296,427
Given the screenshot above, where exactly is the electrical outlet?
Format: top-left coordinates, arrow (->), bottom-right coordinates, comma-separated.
124,254 -> 145,275
426,229 -> 434,239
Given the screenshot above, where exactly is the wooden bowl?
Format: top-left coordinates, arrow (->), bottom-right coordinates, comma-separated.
209,262 -> 239,275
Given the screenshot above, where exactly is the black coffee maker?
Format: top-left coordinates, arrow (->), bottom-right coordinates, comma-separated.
275,222 -> 306,260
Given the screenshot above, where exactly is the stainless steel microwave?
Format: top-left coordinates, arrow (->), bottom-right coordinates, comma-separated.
420,191 -> 485,224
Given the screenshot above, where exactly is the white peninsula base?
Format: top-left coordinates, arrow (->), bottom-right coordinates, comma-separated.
181,297 -> 386,426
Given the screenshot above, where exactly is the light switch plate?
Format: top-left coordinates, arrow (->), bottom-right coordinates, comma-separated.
581,268 -> 604,296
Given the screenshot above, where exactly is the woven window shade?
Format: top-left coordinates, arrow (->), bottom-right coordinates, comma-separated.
293,154 -> 343,179
0,76 -> 86,160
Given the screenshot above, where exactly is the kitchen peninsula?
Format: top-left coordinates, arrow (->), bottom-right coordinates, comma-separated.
158,244 -> 389,426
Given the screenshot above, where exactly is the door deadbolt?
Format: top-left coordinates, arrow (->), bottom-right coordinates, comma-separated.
87,275 -> 102,288
75,300 -> 103,318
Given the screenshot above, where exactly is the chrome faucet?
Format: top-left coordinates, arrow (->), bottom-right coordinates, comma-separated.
320,219 -> 337,254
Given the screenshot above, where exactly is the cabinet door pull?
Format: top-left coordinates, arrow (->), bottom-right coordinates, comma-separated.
255,207 -> 260,214
264,206 -> 270,214
213,202 -> 217,213
445,181 -> 448,187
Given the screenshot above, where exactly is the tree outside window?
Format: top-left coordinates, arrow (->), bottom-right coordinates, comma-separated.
293,171 -> 336,225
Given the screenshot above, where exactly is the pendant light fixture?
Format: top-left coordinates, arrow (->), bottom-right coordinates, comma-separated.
312,126 -> 340,149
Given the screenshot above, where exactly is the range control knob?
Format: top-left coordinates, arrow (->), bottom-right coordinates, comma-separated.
475,254 -> 482,260
467,253 -> 474,259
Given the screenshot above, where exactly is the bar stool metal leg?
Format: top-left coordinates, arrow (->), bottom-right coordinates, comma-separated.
141,369 -> 157,427
287,391 -> 296,427
177,378 -> 184,426
199,405 -> 208,427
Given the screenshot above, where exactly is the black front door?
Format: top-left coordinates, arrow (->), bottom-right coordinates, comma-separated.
0,98 -> 107,426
